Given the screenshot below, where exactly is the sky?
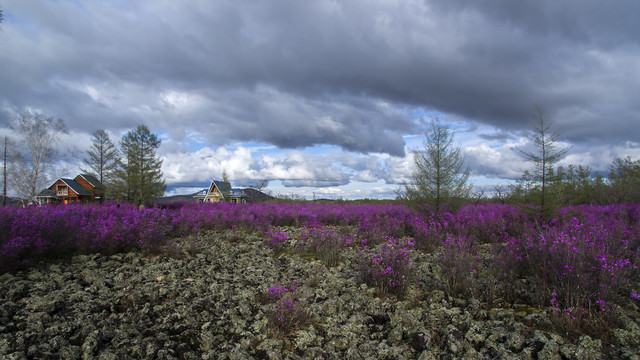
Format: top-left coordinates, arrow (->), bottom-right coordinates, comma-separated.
1,0 -> 639,199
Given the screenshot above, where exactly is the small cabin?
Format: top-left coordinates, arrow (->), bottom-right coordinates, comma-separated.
36,174 -> 102,205
194,180 -> 248,203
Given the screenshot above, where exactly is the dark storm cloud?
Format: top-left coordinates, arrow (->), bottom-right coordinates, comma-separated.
1,0 -> 638,157
478,130 -> 517,143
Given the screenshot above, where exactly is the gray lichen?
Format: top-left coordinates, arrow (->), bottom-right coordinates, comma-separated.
0,230 -> 636,359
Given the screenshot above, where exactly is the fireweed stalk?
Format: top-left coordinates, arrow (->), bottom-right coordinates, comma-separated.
1,200 -> 638,334
266,282 -> 311,338
264,226 -> 289,252
358,236 -> 415,297
0,202 -> 413,272
439,234 -> 480,297
298,220 -> 355,266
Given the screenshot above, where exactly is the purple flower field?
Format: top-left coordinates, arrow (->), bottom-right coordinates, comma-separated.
1,202 -> 639,356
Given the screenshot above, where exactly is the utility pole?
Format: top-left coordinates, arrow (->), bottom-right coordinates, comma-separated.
3,136 -> 7,206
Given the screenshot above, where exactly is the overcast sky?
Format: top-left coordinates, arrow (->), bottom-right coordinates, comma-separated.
1,0 -> 638,199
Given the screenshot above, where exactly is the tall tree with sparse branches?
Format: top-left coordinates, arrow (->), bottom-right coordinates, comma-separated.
110,125 -> 165,204
404,118 -> 471,211
8,111 -> 68,203
82,129 -> 119,203
517,104 -> 570,211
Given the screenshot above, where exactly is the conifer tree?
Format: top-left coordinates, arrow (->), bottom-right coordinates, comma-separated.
517,104 -> 570,212
404,118 -> 470,211
608,156 -> 640,203
111,125 -> 166,204
82,129 -> 119,203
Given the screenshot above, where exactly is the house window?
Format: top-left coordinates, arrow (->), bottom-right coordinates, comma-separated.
57,186 -> 68,196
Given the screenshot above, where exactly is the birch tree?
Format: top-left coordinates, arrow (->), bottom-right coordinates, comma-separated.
8,111 -> 68,203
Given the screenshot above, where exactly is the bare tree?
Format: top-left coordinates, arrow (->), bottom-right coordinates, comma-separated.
492,184 -> 509,204
82,129 -> 119,203
8,111 -> 68,203
246,179 -> 270,202
472,188 -> 485,204
255,179 -> 268,193
517,104 -> 570,211
403,118 -> 471,211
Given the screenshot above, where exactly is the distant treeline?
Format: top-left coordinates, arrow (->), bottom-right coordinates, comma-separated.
491,156 -> 640,206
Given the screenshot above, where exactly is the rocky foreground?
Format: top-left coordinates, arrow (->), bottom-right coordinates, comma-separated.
1,231 -> 639,359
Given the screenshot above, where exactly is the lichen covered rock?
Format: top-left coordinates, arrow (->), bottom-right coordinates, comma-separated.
0,230 -> 638,359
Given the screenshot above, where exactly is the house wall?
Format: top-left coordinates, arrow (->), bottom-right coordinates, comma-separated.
204,185 -> 223,202
50,180 -> 80,204
204,195 -> 224,202
196,182 -> 247,203
74,176 -> 96,196
201,196 -> 246,203
38,197 -> 58,205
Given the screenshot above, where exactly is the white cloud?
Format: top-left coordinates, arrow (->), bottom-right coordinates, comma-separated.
2,0 -> 639,199
160,90 -> 208,111
464,142 -> 524,180
383,151 -> 414,184
162,146 -> 257,184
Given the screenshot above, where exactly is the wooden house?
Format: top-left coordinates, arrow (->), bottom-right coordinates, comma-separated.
194,180 -> 248,203
36,174 -> 102,205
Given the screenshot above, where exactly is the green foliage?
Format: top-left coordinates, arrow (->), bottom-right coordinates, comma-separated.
517,104 -> 570,214
608,156 -> 640,203
110,125 -> 166,204
403,118 -> 470,211
549,164 -> 602,205
493,157 -> 638,208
